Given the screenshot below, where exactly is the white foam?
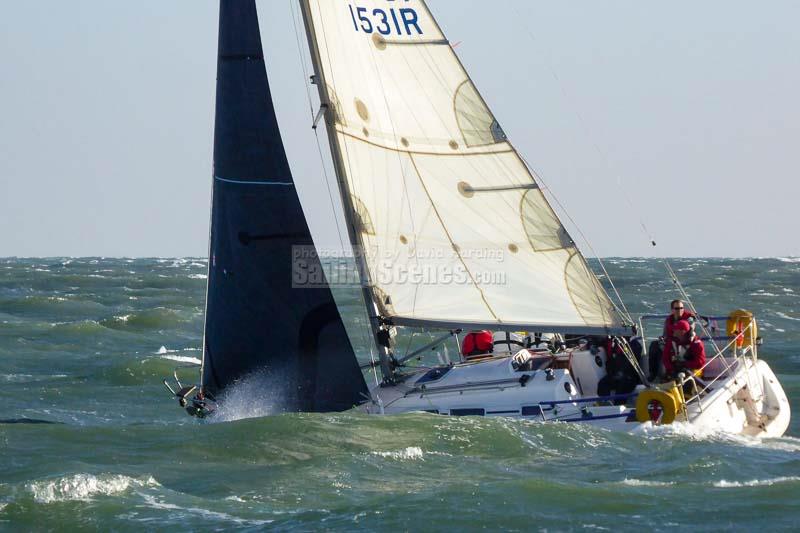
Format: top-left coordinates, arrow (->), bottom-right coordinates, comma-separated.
620,478 -> 674,487
776,257 -> 800,263
632,421 -> 727,441
188,274 -> 208,279
141,495 -> 273,525
159,355 -> 202,365
373,446 -> 424,461
743,436 -> 800,453
27,474 -> 159,503
1,374 -> 68,384
713,476 -> 800,488
775,311 -> 800,322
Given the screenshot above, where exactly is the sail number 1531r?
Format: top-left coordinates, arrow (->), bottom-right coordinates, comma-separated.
348,4 -> 424,36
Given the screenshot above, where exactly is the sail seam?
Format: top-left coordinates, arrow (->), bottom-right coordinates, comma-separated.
362,26 -> 425,319
407,152 -> 500,322
214,176 -> 294,186
337,129 -> 514,157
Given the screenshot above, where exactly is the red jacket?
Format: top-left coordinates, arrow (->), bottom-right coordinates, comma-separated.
663,337 -> 706,375
664,311 -> 695,340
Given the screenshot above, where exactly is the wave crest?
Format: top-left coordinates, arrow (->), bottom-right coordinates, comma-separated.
27,473 -> 159,503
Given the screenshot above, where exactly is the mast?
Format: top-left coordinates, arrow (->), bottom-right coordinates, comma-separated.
298,0 -> 393,380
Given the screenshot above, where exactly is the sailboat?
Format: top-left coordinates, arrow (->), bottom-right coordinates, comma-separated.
164,0 -> 790,437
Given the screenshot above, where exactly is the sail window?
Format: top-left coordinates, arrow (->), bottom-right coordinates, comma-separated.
565,252 -> 613,326
351,195 -> 375,235
521,189 -> 573,251
454,80 -> 503,147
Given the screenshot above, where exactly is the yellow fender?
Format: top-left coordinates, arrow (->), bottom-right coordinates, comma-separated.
635,385 -> 684,425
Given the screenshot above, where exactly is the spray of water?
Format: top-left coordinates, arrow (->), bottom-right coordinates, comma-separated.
208,368 -> 294,423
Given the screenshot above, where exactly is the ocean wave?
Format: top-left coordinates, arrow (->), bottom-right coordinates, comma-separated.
99,308 -> 185,331
372,446 -> 424,461
1,373 -> 68,384
159,355 -> 202,365
50,320 -> 105,335
775,311 -> 800,322
27,473 -> 159,503
632,421 -> 732,441
712,476 -> 800,488
619,478 -> 675,487
141,495 -> 273,526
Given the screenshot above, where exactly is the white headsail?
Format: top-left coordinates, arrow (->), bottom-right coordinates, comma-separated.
302,0 -> 626,333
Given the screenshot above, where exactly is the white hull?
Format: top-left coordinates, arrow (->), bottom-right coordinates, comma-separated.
360,349 -> 790,438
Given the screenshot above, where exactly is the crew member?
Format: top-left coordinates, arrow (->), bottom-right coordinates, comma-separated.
648,299 -> 696,380
461,330 -> 493,360
663,320 -> 706,377
597,337 -> 640,401
664,299 -> 695,339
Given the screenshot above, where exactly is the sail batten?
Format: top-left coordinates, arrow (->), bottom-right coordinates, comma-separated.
302,0 -> 625,331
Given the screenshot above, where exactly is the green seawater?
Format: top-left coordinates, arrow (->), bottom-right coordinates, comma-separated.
1,257 -> 799,531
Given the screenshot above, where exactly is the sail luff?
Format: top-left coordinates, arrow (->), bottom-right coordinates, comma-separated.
298,0 -> 392,379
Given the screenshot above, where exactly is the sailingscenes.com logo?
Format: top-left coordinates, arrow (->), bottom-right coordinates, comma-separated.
291,245 -> 507,288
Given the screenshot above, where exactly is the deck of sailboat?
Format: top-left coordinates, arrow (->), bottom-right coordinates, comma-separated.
170,0 -> 790,439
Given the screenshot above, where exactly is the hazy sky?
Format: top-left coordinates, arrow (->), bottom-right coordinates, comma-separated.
1,1 -> 798,258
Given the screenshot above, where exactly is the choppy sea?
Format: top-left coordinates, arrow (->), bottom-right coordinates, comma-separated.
1,257 -> 799,531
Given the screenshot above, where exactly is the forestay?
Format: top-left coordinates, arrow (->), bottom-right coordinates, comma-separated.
303,0 -> 626,333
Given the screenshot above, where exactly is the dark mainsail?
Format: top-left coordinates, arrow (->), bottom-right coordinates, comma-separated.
202,0 -> 368,411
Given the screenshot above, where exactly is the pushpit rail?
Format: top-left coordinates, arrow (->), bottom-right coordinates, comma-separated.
163,362 -> 201,406
638,313 -> 761,414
